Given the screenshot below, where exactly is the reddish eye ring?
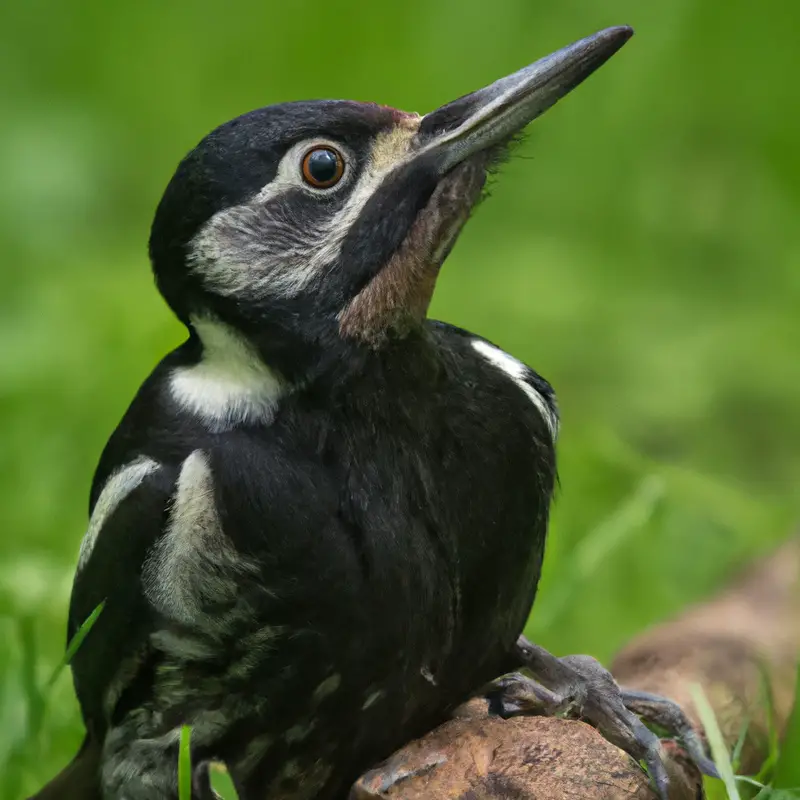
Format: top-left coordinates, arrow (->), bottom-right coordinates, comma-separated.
301,146 -> 345,188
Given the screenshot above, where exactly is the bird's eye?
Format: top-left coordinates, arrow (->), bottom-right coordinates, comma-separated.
301,146 -> 345,189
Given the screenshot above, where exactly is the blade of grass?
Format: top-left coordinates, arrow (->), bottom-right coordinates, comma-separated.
0,620 -> 37,800
690,683 -> 741,800
179,725 -> 192,800
18,617 -> 46,742
210,763 -> 240,799
532,475 -> 665,631
755,662 -> 782,784
730,714 -> 751,773
735,776 -> 766,790
46,601 -> 105,689
773,661 -> 800,790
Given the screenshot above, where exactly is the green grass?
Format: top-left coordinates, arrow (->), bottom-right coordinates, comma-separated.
696,668 -> 800,800
1,0 -> 799,797
211,766 -> 239,800
46,602 -> 105,691
0,607 -> 103,797
693,683 -> 743,800
179,726 -> 192,800
774,665 -> 800,793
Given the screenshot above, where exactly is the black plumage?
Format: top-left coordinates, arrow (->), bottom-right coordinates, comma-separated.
72,323 -> 555,798
32,26 -> 711,800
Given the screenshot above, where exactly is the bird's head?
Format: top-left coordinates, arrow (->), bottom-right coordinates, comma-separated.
150,27 -> 632,383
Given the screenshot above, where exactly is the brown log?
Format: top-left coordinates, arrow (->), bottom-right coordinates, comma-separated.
351,536 -> 800,799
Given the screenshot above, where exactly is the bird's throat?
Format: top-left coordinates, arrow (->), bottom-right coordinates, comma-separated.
338,159 -> 487,346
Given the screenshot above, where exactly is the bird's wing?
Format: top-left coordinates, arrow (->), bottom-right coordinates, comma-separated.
69,433 -> 368,739
68,455 -> 179,729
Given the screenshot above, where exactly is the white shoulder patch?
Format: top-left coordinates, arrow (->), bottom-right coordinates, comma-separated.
471,339 -> 559,439
142,450 -> 256,629
77,456 -> 160,572
170,317 -> 284,433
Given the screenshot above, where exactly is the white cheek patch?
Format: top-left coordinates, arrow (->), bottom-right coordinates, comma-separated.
189,201 -> 324,299
169,317 -> 284,433
77,457 -> 161,572
471,339 -> 559,439
142,450 -> 258,629
188,121 -> 421,301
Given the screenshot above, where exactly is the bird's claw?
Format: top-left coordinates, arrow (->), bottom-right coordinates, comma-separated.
620,688 -> 721,780
484,636 -> 718,800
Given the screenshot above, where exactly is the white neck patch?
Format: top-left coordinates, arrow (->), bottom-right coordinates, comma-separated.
169,317 -> 284,432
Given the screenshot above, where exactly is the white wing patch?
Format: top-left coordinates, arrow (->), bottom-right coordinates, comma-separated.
77,456 -> 160,572
170,317 -> 284,433
471,339 -> 559,439
142,450 -> 257,629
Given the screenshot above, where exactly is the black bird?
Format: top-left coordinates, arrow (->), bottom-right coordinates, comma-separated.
33,26 -> 713,800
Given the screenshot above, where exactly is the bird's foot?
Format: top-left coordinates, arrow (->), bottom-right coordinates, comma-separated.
484,636 -> 719,800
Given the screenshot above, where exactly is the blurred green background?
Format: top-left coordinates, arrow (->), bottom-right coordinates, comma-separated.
1,0 -> 798,795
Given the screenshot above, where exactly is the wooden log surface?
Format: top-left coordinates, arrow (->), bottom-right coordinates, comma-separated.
351,536 -> 800,799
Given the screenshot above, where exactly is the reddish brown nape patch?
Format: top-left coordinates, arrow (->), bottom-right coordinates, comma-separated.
339,159 -> 487,346
377,105 -> 422,126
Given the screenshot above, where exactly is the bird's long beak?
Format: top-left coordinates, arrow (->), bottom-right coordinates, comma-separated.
415,26 -> 633,172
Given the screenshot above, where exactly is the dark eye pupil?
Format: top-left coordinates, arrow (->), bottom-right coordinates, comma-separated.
308,149 -> 339,183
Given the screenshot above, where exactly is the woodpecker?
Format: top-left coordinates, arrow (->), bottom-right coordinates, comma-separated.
32,26 -> 715,800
